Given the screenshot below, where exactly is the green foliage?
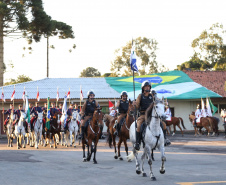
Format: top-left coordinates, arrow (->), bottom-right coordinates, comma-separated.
102,73 -> 111,77
110,37 -> 159,77
4,75 -> 32,86
80,67 -> 101,77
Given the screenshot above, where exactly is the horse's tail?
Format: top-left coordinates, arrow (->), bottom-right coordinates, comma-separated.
107,131 -> 112,148
178,117 -> 186,130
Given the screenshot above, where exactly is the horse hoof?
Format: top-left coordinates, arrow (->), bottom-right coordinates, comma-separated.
119,157 -> 123,161
136,170 -> 141,175
7,145 -> 10,147
142,173 -> 147,177
93,160 -> 97,164
83,158 -> 87,162
114,156 -> 118,159
17,147 -> 20,149
151,176 -> 156,181
74,146 -> 76,148
160,170 -> 165,174
70,144 -> 72,147
54,147 -> 57,149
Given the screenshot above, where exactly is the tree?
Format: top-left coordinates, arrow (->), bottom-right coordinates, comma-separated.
190,23 -> 226,71
0,0 -> 74,85
4,75 -> 32,86
80,67 -> 101,77
110,37 -> 158,77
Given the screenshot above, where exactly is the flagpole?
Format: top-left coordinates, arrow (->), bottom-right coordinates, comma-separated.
2,87 -> 4,125
56,87 -> 58,108
69,87 -> 70,105
80,85 -> 82,112
13,85 -> 15,111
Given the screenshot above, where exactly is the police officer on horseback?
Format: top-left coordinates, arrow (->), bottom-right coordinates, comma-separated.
113,91 -> 129,136
79,90 -> 100,140
134,81 -> 171,151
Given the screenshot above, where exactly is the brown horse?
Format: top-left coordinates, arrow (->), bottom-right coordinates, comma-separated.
165,117 -> 186,136
82,108 -> 103,164
206,117 -> 219,136
189,113 -> 211,136
103,114 -> 118,159
44,112 -> 61,148
116,99 -> 135,160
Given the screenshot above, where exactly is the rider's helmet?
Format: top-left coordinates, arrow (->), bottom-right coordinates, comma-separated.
141,81 -> 152,93
121,91 -> 128,99
197,104 -> 200,109
87,90 -> 95,99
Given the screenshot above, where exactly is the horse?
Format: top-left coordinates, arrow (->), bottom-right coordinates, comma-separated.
6,117 -> 14,147
127,97 -> 166,181
205,116 -> 219,136
116,99 -> 135,160
82,108 -> 103,164
221,109 -> 226,137
64,111 -> 79,147
104,114 -> 117,159
14,112 -> 27,149
164,117 -> 186,136
33,112 -> 43,149
48,113 -> 61,148
189,113 -> 211,136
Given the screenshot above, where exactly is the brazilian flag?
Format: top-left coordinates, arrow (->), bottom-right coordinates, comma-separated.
46,97 -> 50,130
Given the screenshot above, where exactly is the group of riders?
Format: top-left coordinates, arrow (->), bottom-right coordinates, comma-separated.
193,104 -> 213,127
3,80 -> 173,150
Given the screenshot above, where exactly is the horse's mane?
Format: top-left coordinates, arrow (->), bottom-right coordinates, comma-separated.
145,102 -> 154,125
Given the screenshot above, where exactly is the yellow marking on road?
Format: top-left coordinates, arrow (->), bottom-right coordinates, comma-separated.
177,181 -> 226,185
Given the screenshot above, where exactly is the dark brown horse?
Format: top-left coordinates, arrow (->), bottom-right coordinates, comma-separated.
115,100 -> 135,160
165,117 -> 186,136
206,117 -> 219,136
44,112 -> 61,148
189,113 -> 211,136
82,108 -> 104,164
104,114 -> 118,159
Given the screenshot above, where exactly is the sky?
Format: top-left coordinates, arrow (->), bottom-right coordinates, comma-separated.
3,0 -> 226,82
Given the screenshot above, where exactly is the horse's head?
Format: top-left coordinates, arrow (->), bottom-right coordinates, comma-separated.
189,114 -> 195,122
153,97 -> 166,119
103,114 -> 109,123
221,109 -> 226,118
127,99 -> 135,116
20,112 -> 27,121
93,108 -> 104,127
37,112 -> 43,123
72,111 -> 79,121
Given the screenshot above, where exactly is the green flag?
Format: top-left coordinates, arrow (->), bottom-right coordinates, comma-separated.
46,97 -> 50,130
25,95 -> 30,123
209,98 -> 218,115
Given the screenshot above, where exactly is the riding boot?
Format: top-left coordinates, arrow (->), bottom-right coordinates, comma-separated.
100,126 -> 106,139
113,123 -> 118,136
134,131 -> 141,151
163,129 -> 171,147
194,119 -> 197,127
78,126 -> 85,140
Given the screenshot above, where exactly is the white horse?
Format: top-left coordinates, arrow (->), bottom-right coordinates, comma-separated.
221,109 -> 226,137
6,117 -> 14,147
15,112 -> 27,149
33,112 -> 43,149
64,111 -> 79,147
127,98 -> 166,181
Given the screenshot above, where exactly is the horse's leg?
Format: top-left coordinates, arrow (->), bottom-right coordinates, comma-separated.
159,141 -> 166,174
141,148 -> 147,177
54,135 -> 57,149
172,124 -> 176,136
23,134 -> 26,148
82,139 -> 87,162
113,134 -> 118,159
70,130 -> 73,147
145,146 -> 156,180
177,124 -> 184,137
7,135 -> 10,147
134,148 -> 141,175
117,137 -> 122,160
204,126 -> 210,137
123,137 -> 129,157
17,136 -> 20,149
87,139 -> 93,162
93,143 -> 97,164
35,132 -> 38,149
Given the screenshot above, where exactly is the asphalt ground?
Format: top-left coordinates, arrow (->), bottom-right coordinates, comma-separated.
0,132 -> 226,185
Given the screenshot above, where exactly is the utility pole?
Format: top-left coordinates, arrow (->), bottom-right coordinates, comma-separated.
47,36 -> 49,78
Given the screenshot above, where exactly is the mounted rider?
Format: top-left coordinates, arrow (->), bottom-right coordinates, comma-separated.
3,104 -> 15,132
30,102 -> 45,130
194,104 -> 202,127
134,81 -> 171,151
165,105 -> 172,121
79,90 -> 100,140
113,91 -> 129,136
13,105 -> 28,132
64,103 -> 76,132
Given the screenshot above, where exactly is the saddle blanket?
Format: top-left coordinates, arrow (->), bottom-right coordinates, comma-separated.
166,116 -> 172,121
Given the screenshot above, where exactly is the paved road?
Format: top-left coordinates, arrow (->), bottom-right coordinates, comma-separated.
0,134 -> 226,185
